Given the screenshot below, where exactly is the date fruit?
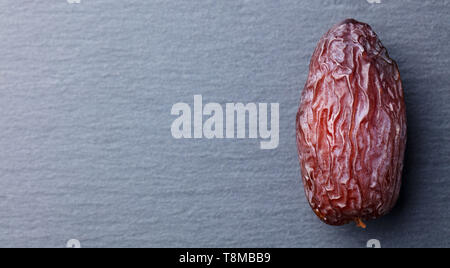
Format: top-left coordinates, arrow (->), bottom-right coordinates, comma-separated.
296,19 -> 407,227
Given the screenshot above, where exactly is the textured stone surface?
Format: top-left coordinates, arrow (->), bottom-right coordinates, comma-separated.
0,0 -> 449,247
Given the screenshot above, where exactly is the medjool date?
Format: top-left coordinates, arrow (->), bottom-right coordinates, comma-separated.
296,19 -> 407,227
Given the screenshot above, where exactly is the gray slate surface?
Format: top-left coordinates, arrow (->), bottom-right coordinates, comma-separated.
0,0 -> 449,248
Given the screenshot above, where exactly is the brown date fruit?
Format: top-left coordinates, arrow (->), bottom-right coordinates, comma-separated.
296,19 -> 407,227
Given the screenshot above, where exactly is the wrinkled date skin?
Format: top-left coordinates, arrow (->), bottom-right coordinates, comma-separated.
296,19 -> 407,226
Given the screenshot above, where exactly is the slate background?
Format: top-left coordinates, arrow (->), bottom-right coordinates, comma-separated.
0,0 -> 449,248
